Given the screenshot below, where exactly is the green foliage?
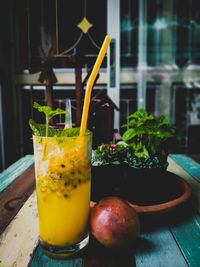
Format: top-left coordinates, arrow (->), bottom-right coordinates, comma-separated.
32,102 -> 68,136
124,155 -> 169,169
29,102 -> 92,137
92,142 -> 129,166
29,119 -> 57,137
121,109 -> 180,160
33,102 -> 68,125
29,118 -> 90,138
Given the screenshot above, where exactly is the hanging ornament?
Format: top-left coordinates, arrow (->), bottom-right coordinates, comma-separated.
77,17 -> 93,34
58,0 -> 100,56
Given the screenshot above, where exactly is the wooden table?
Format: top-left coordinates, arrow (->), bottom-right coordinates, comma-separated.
0,154 -> 200,267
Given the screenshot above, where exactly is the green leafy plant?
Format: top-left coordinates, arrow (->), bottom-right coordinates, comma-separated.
29,118 -> 90,138
92,142 -> 129,166
121,109 -> 180,161
32,102 -> 69,136
29,102 -> 92,137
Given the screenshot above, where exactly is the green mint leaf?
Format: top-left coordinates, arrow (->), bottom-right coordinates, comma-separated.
33,102 -> 68,123
29,119 -> 41,136
33,102 -> 51,122
57,127 -> 91,137
33,102 -> 69,136
29,119 -> 58,137
48,108 -> 69,122
29,121 -> 91,137
58,127 -> 80,137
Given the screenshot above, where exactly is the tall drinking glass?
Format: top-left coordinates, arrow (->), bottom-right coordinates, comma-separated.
33,131 -> 92,258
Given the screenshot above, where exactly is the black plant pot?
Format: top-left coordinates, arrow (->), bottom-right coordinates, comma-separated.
122,165 -> 184,205
91,164 -> 186,206
91,164 -> 125,202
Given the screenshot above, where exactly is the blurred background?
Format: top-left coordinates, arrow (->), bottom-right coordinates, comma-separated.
1,0 -> 200,170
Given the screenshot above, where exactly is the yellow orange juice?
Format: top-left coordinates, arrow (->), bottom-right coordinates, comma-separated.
33,132 -> 92,256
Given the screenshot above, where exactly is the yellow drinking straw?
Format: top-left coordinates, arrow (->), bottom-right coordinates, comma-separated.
80,35 -> 112,136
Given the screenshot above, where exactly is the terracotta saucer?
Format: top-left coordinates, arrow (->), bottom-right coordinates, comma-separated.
126,176 -> 191,215
90,171 -> 192,216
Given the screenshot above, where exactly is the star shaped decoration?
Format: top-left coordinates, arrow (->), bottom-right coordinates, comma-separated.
77,17 -> 93,34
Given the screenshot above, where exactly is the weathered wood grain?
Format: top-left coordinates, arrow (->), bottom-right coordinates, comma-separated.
31,245 -> 83,267
0,155 -> 34,193
169,154 -> 200,183
167,156 -> 200,213
0,164 -> 35,236
170,214 -> 200,267
0,191 -> 39,267
168,156 -> 200,266
134,226 -> 188,267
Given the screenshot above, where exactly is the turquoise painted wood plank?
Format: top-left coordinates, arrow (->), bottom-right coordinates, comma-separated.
0,154 -> 34,192
135,226 -> 187,267
30,244 -> 83,267
169,154 -> 200,182
170,213 -> 200,267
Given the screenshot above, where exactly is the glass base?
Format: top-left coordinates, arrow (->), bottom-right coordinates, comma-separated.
40,234 -> 89,259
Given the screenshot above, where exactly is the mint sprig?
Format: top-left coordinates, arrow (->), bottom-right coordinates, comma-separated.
33,102 -> 68,136
29,119 -> 57,137
29,119 -> 90,137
